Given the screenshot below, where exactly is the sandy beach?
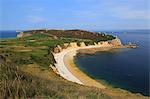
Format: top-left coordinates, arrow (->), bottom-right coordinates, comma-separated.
64,49 -> 106,89
53,45 -> 118,89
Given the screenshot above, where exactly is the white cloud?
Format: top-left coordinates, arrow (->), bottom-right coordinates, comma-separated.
110,6 -> 149,20
27,15 -> 46,23
31,7 -> 44,12
25,5 -> 44,12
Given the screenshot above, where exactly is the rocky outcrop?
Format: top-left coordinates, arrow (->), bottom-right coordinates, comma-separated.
53,38 -> 122,53
57,45 -> 62,52
80,42 -> 86,47
98,42 -> 103,45
69,42 -> 78,48
102,42 -> 112,47
63,43 -> 69,48
94,42 -> 98,45
110,38 -> 122,46
53,47 -> 60,53
49,64 -> 59,74
17,32 -> 32,38
17,32 -> 24,38
102,42 -> 109,46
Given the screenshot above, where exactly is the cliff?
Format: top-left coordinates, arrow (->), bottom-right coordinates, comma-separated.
110,38 -> 122,46
69,42 -> 78,48
17,32 -> 32,38
80,42 -> 86,47
53,38 -> 122,53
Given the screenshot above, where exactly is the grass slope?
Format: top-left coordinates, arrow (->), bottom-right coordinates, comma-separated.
0,33 -> 148,98
0,34 -> 110,98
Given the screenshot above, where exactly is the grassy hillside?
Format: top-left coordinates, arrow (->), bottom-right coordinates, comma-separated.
0,33 -> 111,98
23,29 -> 116,42
0,53 -> 110,98
0,31 -> 148,98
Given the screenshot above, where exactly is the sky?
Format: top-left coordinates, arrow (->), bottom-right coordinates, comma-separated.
0,0 -> 150,30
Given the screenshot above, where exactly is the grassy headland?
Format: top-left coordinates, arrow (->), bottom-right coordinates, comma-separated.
0,29 -> 148,98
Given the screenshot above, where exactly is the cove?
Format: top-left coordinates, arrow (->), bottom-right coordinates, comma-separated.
75,30 -> 149,96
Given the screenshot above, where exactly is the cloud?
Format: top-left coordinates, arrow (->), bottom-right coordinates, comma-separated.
24,5 -> 44,12
27,15 -> 46,23
31,7 -> 44,12
111,6 -> 149,20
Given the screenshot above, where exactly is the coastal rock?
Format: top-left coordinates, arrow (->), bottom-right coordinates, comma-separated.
80,42 -> 86,47
49,64 -> 59,74
63,43 -> 69,48
69,42 -> 78,48
101,42 -> 110,47
98,42 -> 103,45
94,42 -> 98,45
17,32 -> 32,38
97,41 -> 112,47
57,45 -> 62,52
53,47 -> 60,53
110,38 -> 122,46
17,32 -> 24,38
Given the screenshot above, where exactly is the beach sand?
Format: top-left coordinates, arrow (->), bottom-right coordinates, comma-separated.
64,49 -> 106,89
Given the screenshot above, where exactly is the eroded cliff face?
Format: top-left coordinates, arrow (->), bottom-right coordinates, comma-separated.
17,32 -> 32,38
53,38 -> 122,53
94,42 -> 98,45
63,43 -> 69,48
80,42 -> 86,47
69,42 -> 78,48
53,47 -> 60,53
17,32 -> 24,38
110,38 -> 122,46
57,45 -> 62,52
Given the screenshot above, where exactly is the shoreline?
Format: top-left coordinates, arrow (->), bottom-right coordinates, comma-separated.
64,48 -> 106,88
53,45 -> 127,89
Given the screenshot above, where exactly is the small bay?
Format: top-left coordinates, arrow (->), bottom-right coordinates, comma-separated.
75,30 -> 150,96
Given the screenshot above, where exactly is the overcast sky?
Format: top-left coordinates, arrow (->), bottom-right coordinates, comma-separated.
1,0 -> 150,30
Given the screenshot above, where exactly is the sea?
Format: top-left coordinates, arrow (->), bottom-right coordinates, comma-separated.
75,30 -> 150,96
0,30 -> 18,38
0,30 -> 149,96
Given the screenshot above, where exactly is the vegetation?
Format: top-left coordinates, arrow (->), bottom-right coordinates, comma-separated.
0,30 -> 147,98
0,33 -> 111,98
0,53 -> 110,98
23,29 -> 116,42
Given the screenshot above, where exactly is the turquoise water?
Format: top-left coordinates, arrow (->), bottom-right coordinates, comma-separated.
75,30 -> 150,96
